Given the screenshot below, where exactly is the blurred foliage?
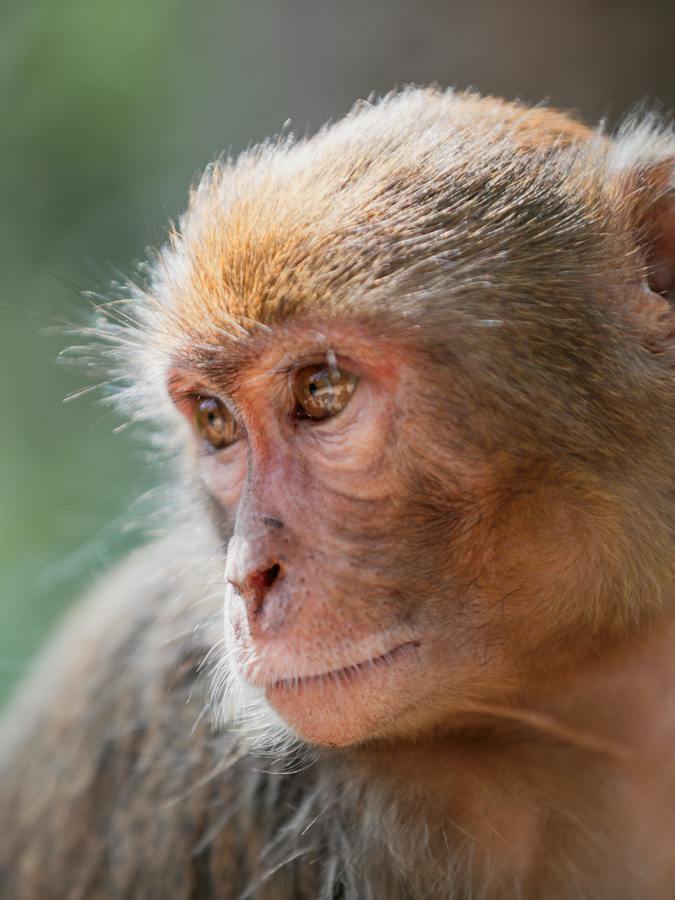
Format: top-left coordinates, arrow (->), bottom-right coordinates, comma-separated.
1,0 -> 674,704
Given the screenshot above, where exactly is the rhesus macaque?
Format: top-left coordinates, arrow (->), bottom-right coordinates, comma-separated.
2,87 -> 675,900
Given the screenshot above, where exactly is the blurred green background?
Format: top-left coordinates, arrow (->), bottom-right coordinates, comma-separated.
2,0 -> 675,704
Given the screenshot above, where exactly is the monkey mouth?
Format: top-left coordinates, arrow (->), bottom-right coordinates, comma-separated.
245,638 -> 421,691
248,636 -> 425,746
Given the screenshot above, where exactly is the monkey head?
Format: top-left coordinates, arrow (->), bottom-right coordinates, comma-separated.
121,89 -> 675,749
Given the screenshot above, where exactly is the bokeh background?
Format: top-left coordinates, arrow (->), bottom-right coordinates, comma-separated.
2,0 -> 675,704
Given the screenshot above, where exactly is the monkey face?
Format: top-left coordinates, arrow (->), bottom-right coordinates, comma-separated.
168,321 -> 424,745
165,317 -> 588,748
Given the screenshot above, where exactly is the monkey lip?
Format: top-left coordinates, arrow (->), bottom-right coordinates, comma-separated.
269,639 -> 420,691
240,637 -> 421,692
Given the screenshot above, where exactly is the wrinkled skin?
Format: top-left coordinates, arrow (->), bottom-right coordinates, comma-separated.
170,317 -> 606,750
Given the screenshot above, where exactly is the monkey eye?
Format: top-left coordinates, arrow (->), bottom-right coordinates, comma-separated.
293,364 -> 359,420
194,396 -> 240,449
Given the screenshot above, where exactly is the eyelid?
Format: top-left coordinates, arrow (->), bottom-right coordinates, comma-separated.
269,341 -> 356,371
168,382 -> 240,432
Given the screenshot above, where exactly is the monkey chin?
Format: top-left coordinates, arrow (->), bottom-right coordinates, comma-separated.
258,640 -> 423,748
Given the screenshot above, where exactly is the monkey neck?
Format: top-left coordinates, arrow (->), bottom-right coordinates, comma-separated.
342,614 -> 675,892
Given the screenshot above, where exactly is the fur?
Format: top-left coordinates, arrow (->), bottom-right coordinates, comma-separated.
2,87 -> 675,898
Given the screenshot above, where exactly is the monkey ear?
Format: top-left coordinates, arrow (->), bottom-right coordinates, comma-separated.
616,146 -> 675,350
635,171 -> 675,350
635,161 -> 675,302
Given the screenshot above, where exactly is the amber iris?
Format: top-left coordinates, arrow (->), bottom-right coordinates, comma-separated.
194,397 -> 239,449
294,364 -> 359,420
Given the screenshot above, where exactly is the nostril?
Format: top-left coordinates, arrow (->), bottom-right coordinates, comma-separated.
246,563 -> 282,614
256,564 -> 281,591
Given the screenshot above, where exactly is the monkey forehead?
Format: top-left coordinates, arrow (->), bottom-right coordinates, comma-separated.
151,88 -> 615,340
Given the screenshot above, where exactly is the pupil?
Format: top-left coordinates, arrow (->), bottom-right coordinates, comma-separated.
309,382 -> 317,394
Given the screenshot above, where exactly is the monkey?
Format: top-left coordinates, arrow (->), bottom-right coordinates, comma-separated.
1,85 -> 675,900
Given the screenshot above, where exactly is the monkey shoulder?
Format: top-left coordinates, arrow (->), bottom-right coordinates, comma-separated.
0,541 -> 327,900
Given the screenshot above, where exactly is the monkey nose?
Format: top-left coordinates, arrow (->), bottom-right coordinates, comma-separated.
229,563 -> 282,617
